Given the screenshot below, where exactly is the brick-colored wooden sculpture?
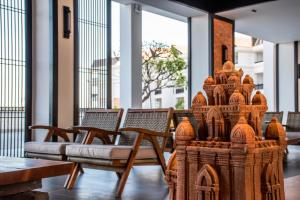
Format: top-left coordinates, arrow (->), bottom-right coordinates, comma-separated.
165,61 -> 286,200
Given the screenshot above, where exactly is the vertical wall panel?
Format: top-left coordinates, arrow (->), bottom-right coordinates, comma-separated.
74,0 -> 111,124
0,0 -> 31,157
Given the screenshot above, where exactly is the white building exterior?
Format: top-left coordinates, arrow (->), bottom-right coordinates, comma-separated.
235,33 -> 264,93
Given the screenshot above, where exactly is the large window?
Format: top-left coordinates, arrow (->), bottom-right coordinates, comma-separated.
0,0 -> 30,157
74,0 -> 111,123
110,4 -> 188,109
142,11 -> 188,109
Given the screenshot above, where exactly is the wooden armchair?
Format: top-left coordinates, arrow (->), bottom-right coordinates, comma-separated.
262,111 -> 283,134
285,112 -> 300,145
24,109 -> 123,161
65,108 -> 174,197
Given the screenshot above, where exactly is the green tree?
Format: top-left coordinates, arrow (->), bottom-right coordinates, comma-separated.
142,41 -> 187,103
175,98 -> 185,110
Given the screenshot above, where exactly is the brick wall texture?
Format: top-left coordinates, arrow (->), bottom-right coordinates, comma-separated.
213,18 -> 233,73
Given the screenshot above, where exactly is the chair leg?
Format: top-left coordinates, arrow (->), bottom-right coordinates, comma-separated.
64,163 -> 80,189
116,133 -> 144,197
116,167 -> 131,197
150,136 -> 167,174
116,172 -> 122,179
79,165 -> 84,174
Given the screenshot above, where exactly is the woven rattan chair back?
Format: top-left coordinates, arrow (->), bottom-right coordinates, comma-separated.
173,109 -> 199,132
75,109 -> 123,143
118,108 -> 173,148
262,111 -> 283,133
286,112 -> 300,132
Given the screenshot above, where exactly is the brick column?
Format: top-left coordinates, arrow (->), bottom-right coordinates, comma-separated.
176,142 -> 188,200
175,117 -> 195,200
277,150 -> 285,200
230,150 -> 255,200
188,151 -> 198,200
216,151 -> 230,200
253,153 -> 262,200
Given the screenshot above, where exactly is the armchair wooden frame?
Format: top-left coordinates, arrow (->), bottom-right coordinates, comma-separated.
65,108 -> 173,197
29,125 -> 79,143
26,109 -> 124,162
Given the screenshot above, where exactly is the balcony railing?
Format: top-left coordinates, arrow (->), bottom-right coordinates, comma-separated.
255,84 -> 264,90
0,107 -> 25,157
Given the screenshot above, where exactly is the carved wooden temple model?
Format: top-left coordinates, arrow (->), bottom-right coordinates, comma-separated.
166,61 -> 286,200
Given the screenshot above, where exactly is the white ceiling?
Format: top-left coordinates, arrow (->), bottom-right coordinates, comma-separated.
218,0 -> 300,43
114,0 -> 205,22
115,0 -> 300,43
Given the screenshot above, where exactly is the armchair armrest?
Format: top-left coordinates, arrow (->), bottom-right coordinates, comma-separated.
72,126 -> 120,144
30,125 -> 78,133
29,125 -> 74,142
119,127 -> 172,138
72,126 -> 120,136
29,125 -> 55,130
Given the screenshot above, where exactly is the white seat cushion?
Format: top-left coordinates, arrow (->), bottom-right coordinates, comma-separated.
66,144 -> 157,160
25,142 -> 72,155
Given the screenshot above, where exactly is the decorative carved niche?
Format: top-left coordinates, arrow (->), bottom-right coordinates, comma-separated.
262,163 -> 281,200
195,164 -> 219,200
207,107 -> 225,140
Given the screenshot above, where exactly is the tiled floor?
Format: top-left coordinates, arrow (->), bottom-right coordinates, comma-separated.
39,145 -> 300,200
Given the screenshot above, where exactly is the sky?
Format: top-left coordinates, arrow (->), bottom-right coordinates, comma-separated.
111,1 -> 188,54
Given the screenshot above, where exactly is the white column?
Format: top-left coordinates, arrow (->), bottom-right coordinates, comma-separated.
278,42 -> 295,122
120,4 -> 142,110
191,15 -> 209,99
263,41 -> 276,111
32,0 -> 51,141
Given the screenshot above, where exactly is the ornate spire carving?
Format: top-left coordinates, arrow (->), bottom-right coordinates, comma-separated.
252,91 -> 267,105
175,117 -> 195,142
229,89 -> 245,105
230,117 -> 255,144
192,92 -> 207,107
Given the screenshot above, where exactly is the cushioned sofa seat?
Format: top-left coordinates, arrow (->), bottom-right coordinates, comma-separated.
66,144 -> 157,160
25,142 -> 72,155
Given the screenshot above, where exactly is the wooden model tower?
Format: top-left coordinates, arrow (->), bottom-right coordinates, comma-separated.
166,61 -> 286,200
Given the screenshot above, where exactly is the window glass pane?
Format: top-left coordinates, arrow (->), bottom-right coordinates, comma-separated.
0,0 -> 27,157
142,11 -> 188,109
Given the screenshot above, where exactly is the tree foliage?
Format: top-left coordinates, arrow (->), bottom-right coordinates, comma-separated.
142,41 -> 187,103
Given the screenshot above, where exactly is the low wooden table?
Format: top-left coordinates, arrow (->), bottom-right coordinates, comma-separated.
0,157 -> 72,200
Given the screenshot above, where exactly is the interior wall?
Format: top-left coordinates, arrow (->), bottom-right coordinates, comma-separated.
278,42 -> 295,122
32,0 -> 74,141
191,15 -> 209,98
32,0 -> 51,141
213,17 -> 234,73
263,41 -> 276,111
57,0 -> 74,128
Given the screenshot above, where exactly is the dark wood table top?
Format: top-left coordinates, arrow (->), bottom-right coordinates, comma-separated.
0,157 -> 72,186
